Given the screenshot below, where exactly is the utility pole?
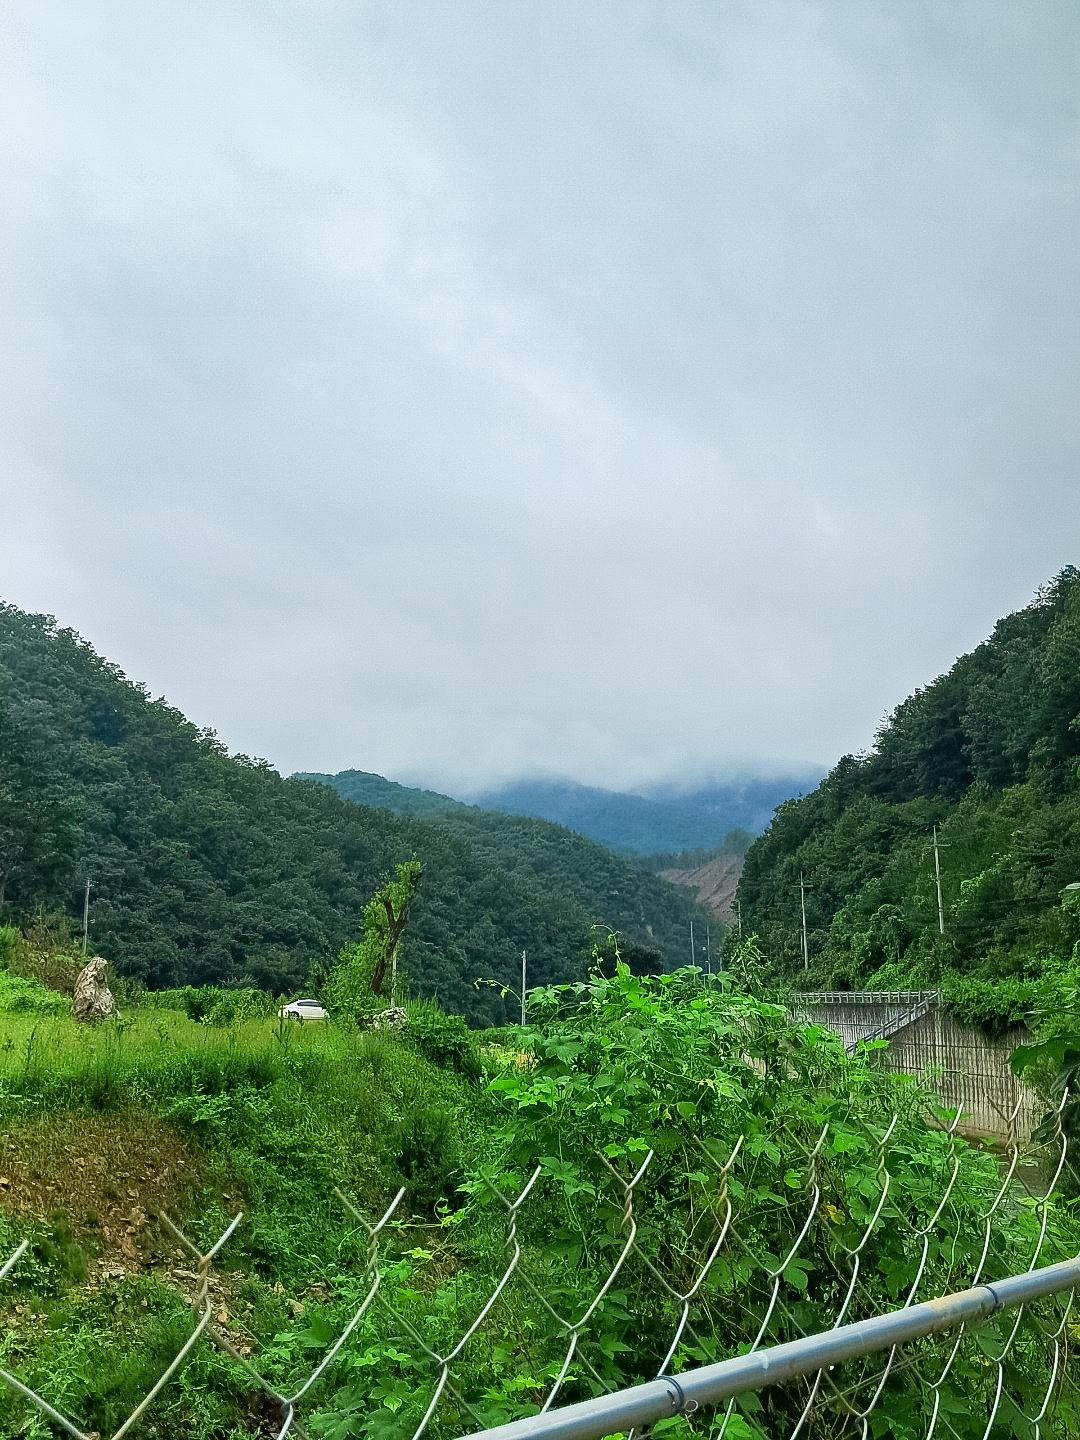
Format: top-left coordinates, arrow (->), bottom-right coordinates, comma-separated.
81,878 -> 91,957
689,918 -> 695,966
932,826 -> 946,936
799,872 -> 810,972
735,897 -> 743,939
520,950 -> 527,1027
705,925 -> 712,975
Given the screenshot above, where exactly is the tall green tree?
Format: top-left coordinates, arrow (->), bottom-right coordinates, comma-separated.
0,602 -> 707,1017
737,568 -> 1080,995
0,704 -> 77,910
324,860 -> 423,1020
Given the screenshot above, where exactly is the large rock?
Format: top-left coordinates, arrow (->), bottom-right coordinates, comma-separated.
71,956 -> 117,1023
371,1006 -> 408,1032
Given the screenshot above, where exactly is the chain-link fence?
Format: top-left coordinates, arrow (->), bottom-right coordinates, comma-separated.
1,1091 -> 1078,1440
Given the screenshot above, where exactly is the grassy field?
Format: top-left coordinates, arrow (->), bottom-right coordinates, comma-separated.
3,958 -> 1079,1440
0,981 -> 492,1440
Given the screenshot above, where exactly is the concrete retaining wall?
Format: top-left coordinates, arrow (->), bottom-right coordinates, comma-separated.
792,992 -> 1042,1141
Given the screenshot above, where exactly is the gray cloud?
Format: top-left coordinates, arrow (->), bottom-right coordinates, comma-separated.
2,1 -> 1078,791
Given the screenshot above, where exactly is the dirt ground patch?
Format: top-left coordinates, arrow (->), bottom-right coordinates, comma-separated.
0,1108 -> 200,1272
661,850 -> 744,923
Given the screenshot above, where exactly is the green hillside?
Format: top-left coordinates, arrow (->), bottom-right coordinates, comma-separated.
295,768 -> 468,823
471,774 -> 818,854
301,770 -> 814,858
738,569 -> 1080,998
0,605 -> 707,1020
302,769 -> 712,970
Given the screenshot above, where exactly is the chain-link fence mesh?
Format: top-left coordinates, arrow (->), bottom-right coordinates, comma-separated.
2,1082 -> 1078,1440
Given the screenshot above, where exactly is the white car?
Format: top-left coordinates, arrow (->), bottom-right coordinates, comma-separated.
278,998 -> 328,1021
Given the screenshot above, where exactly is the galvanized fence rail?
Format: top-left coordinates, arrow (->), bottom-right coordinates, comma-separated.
470,1257 -> 1080,1440
1,1090 -> 1078,1440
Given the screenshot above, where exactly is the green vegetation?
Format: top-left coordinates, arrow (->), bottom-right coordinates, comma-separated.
307,772 -> 813,858
0,603 -> 707,1020
324,859 -> 424,1020
481,964 -> 1077,1437
0,968 -> 68,1015
294,769 -> 468,823
0,964 -> 1074,1439
162,984 -> 278,1025
0,993 -> 482,1439
307,770 -> 716,975
7,582 -> 1080,1434
739,569 -> 1080,1013
636,830 -> 755,874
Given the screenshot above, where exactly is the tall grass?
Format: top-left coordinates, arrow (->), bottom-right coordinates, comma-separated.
2,1011 -> 334,1110
0,1003 -> 493,1439
0,1008 -> 482,1264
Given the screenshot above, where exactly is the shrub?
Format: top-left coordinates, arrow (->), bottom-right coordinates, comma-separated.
172,985 -> 276,1025
404,1000 -> 481,1079
0,924 -> 21,970
323,941 -> 383,1026
941,974 -> 1044,1036
478,963 -> 1080,1434
0,971 -> 68,1015
391,1101 -> 460,1213
4,934 -> 83,995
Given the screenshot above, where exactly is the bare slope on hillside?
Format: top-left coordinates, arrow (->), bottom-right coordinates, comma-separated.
661,852 -> 744,924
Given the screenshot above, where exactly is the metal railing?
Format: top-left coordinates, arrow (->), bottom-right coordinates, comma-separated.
1,1090 -> 1077,1440
792,992 -> 943,1007
842,992 -> 943,1054
791,991 -> 945,1052
468,1258 -> 1080,1440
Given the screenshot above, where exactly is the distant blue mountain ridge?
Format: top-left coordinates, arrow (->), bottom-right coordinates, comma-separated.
293,768 -> 819,856
468,774 -> 821,855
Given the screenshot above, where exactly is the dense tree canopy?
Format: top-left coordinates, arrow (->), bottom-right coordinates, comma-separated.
738,569 -> 1080,995
0,604 -> 707,1021
307,769 -> 714,951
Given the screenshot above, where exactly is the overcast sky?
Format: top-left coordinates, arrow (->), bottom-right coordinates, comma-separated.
2,2 -> 1078,794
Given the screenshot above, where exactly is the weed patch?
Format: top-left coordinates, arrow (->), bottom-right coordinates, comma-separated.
0,1109 -> 198,1277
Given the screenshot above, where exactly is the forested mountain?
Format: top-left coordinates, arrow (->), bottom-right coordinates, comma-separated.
0,604 -> 706,1021
739,569 -> 1080,991
295,769 -> 466,823
304,769 -> 710,964
637,833 -> 756,873
469,774 -> 817,855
